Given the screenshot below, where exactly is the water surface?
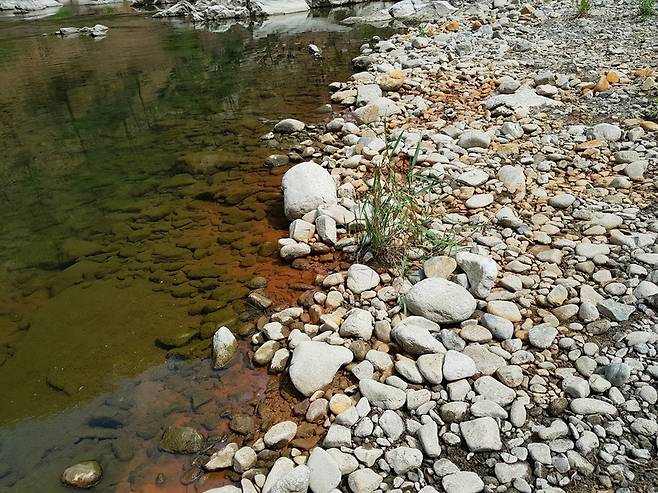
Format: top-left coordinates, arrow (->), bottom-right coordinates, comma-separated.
0,3 -> 393,491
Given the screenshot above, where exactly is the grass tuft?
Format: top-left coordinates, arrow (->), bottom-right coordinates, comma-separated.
576,0 -> 592,17
639,0 -> 656,17
353,123 -> 478,269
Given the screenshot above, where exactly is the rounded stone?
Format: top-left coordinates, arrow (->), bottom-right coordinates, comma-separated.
61,461 -> 102,489
405,278 -> 477,324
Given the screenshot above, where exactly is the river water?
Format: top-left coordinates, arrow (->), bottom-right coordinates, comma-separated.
0,2 -> 392,491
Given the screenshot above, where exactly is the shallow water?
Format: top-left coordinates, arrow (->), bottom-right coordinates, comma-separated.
0,3 -> 393,490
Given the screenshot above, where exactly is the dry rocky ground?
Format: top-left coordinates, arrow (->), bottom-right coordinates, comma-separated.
64,0 -> 658,491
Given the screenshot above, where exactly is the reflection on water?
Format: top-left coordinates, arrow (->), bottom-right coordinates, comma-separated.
0,4 -> 394,491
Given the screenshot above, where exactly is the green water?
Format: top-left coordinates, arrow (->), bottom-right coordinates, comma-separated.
0,3 -> 393,491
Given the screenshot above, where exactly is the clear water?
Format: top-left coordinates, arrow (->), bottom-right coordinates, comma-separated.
0,3 -> 393,491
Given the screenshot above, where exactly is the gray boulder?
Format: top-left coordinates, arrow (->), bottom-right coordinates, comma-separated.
391,316 -> 445,355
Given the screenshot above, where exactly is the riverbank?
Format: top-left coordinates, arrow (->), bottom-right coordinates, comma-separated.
176,0 -> 658,492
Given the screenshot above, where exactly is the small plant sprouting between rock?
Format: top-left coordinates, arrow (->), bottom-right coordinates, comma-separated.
576,0 -> 592,17
353,125 -> 474,270
639,0 -> 656,17
354,127 -> 441,267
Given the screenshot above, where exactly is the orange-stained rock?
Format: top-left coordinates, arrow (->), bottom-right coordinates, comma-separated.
593,77 -> 610,92
445,21 -> 460,31
641,121 -> 658,131
575,139 -> 603,151
634,67 -> 654,78
606,71 -> 620,84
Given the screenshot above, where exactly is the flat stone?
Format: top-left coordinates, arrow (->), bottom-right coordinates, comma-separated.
347,468 -> 382,493
418,421 -> 441,457
347,264 -> 380,294
340,308 -> 374,340
379,409 -> 405,441
264,421 -> 298,449
474,375 -> 516,405
456,252 -> 498,298
442,471 -> 484,493
424,255 -> 457,278
597,299 -> 635,322
384,447 -> 423,474
487,301 -> 522,322
528,325 -> 558,349
416,353 -> 445,384
465,193 -> 494,209
458,129 -> 491,149
289,342 -> 353,396
391,316 -> 445,355
359,379 -> 406,410
269,465 -> 310,493
569,398 -> 618,416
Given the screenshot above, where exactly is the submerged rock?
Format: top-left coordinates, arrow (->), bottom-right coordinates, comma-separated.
159,426 -> 205,454
61,461 -> 102,489
274,118 -> 305,133
56,25 -> 109,37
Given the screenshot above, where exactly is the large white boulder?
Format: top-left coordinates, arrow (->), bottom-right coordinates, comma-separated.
289,341 -> 353,396
404,278 -> 477,324
282,162 -> 337,220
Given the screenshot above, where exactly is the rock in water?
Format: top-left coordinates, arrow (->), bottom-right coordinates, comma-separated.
213,326 -> 237,369
289,341 -> 353,396
404,278 -> 476,324
159,426 -> 205,454
274,118 -> 305,133
282,162 -> 337,220
61,461 -> 102,489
